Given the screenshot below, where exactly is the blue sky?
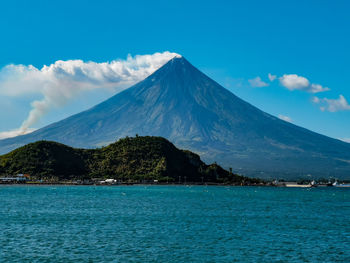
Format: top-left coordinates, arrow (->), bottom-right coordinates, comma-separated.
0,0 -> 349,141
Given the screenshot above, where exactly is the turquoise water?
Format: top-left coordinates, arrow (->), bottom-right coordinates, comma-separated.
0,186 -> 349,263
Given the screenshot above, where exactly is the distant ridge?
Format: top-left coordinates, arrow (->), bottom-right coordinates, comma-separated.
0,56 -> 349,179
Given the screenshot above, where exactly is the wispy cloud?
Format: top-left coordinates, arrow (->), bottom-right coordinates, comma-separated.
250,73 -> 328,95
0,51 -> 179,138
341,138 -> 350,143
278,114 -> 292,123
0,128 -> 37,140
279,74 -> 329,93
313,95 -> 350,112
268,73 -> 276,81
248,76 -> 269,87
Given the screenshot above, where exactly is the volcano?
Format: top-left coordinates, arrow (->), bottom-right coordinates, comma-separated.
1,56 -> 349,179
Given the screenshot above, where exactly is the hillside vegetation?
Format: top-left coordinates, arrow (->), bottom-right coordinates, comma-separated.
0,136 -> 255,184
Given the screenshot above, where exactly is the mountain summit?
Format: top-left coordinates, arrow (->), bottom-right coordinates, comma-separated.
1,56 -> 349,179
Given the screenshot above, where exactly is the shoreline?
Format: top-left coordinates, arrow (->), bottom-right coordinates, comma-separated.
0,183 -> 266,187
0,182 -> 347,188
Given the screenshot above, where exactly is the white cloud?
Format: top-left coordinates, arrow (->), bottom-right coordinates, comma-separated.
312,96 -> 320,103
279,74 -> 329,93
279,74 -> 309,90
248,76 -> 269,87
0,51 -> 179,137
310,83 -> 329,93
278,114 -> 292,123
341,138 -> 350,143
268,73 -> 276,81
313,95 -> 350,112
0,128 -> 37,140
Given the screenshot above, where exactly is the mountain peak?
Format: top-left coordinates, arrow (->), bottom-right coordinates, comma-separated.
167,54 -> 189,66
1,55 -> 350,179
172,53 -> 183,59
148,54 -> 201,82
163,53 -> 195,66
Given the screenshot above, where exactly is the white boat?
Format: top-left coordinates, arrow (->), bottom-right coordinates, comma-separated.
332,181 -> 350,187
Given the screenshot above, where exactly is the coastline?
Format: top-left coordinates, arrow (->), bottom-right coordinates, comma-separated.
0,183 -> 266,187
1,182 -> 348,188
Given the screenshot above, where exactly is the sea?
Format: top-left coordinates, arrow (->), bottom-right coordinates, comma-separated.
0,185 -> 349,263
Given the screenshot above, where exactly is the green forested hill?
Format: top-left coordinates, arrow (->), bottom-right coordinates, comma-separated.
0,141 -> 88,179
0,136 -> 254,183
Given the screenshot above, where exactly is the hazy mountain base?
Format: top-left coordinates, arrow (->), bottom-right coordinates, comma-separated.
0,57 -> 349,179
0,136 -> 258,184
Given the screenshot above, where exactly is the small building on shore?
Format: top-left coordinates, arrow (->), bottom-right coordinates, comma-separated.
0,174 -> 30,183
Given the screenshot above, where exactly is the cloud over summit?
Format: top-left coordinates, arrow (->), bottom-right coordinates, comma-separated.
0,51 -> 179,138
